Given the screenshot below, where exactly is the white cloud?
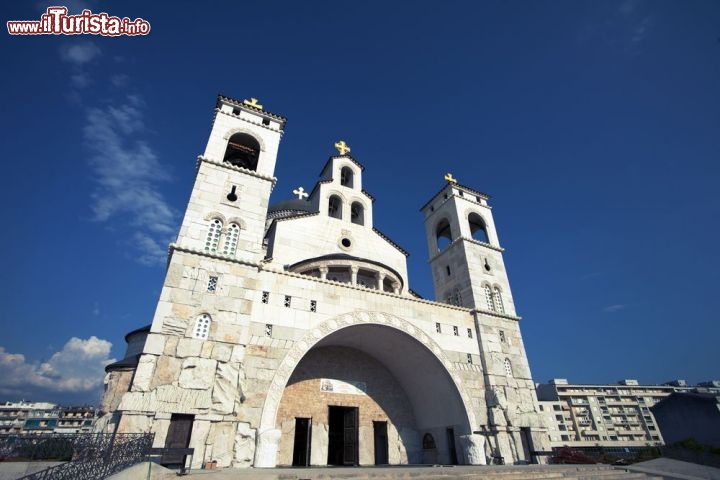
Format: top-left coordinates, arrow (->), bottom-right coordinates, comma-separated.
578,2 -> 653,55
70,73 -> 92,89
618,0 -> 639,17
603,304 -> 627,313
133,232 -> 170,266
111,74 -> 129,88
0,337 -> 115,396
60,41 -> 102,66
83,95 -> 177,265
630,16 -> 651,45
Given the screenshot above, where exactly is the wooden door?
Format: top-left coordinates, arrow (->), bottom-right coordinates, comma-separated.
342,408 -> 358,466
163,414 -> 194,466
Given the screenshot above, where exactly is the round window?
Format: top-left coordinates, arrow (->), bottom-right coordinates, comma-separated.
341,238 -> 351,248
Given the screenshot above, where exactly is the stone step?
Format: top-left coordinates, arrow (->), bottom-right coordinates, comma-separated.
128,464 -> 666,480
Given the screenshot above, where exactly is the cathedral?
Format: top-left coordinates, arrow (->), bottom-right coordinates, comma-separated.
98,95 -> 548,469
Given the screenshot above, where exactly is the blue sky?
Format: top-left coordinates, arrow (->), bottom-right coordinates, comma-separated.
1,1 -> 719,405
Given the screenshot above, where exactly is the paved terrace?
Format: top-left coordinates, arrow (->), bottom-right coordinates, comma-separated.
108,462 -> 672,480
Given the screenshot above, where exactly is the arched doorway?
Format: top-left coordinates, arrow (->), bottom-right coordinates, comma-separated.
254,312 -> 475,467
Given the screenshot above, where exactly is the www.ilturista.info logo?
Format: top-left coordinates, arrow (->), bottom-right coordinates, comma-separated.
8,7 -> 150,36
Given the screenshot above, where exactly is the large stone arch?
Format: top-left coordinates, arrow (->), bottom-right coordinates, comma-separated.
254,310 -> 478,467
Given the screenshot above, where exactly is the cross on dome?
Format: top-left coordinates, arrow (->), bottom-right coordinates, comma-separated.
444,173 -> 457,184
334,140 -> 351,156
243,97 -> 263,110
292,187 -> 309,200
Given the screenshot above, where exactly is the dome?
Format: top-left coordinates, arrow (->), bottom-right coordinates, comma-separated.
267,198 -> 316,220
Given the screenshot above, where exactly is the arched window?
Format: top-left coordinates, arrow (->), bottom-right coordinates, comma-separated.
484,284 -> 495,311
205,218 -> 223,253
422,433 -> 436,450
493,287 -> 505,314
193,314 -> 211,340
351,202 -> 364,225
223,133 -> 260,171
223,223 -> 240,256
340,167 -> 354,188
469,213 -> 489,243
435,218 -> 453,251
503,358 -> 513,377
328,195 -> 342,219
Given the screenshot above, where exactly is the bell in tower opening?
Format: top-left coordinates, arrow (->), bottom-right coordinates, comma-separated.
223,132 -> 260,170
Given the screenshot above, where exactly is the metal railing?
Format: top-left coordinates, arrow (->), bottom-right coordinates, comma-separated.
0,433 -> 154,480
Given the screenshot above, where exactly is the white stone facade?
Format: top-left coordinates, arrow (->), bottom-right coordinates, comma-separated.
99,95 -> 548,469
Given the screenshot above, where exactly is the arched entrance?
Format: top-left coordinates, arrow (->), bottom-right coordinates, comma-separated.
254,311 -> 476,467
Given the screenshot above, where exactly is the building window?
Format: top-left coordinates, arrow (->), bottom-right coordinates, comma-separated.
205,218 -> 223,253
467,354 -> 473,364
484,284 -> 494,311
223,223 -> 240,256
310,300 -> 317,312
261,291 -> 269,304
493,287 -> 505,313
467,328 -> 473,338
499,330 -> 506,343
193,314 -> 211,340
207,276 -> 218,293
435,322 -> 441,333
265,324 -> 272,337
284,295 -> 291,307
446,265 -> 451,276
453,326 -> 459,336
328,195 -> 342,219
503,358 -> 513,376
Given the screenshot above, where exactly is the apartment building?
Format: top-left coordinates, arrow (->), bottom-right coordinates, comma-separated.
536,379 -> 720,449
0,401 -> 97,435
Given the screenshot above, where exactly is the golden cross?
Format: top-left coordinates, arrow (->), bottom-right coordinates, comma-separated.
243,98 -> 263,110
334,140 -> 351,155
444,172 -> 457,184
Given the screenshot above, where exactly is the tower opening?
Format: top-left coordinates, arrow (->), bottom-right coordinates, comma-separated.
328,195 -> 342,219
468,213 -> 489,243
351,202 -> 364,225
223,133 -> 260,171
436,218 -> 453,251
340,167 -> 354,188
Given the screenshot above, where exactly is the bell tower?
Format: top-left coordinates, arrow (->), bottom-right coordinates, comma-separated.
421,173 -> 548,463
421,173 -> 515,313
174,95 -> 286,262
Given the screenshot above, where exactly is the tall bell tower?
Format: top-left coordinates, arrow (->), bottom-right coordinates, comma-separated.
174,95 -> 286,262
421,174 -> 548,463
